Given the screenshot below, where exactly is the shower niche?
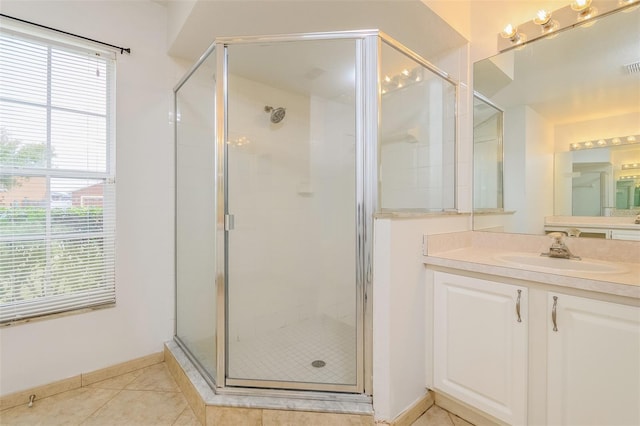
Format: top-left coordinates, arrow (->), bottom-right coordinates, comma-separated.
175,30 -> 456,395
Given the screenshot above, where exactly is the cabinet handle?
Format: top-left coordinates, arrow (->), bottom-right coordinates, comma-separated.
552,296 -> 558,332
516,289 -> 522,323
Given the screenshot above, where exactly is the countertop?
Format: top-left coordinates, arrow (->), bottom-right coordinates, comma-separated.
423,231 -> 640,299
544,216 -> 640,231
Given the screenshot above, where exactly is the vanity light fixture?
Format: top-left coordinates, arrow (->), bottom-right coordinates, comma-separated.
621,163 -> 640,170
570,134 -> 640,150
497,0 -> 637,51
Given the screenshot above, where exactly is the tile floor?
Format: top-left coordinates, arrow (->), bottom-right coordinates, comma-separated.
0,363 -> 199,425
0,361 -> 472,425
412,405 -> 474,426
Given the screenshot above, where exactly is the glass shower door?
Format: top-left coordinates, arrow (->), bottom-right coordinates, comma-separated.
224,38 -> 360,391
175,49 -> 218,381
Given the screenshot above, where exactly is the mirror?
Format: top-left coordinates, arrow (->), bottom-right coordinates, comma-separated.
473,5 -> 640,235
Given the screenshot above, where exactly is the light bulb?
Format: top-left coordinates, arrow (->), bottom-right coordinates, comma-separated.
597,139 -> 606,146
501,24 -> 517,39
628,135 -> 637,143
612,137 -> 622,145
571,0 -> 592,11
534,10 -> 551,25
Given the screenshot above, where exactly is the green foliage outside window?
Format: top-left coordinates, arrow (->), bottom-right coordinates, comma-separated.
0,206 -> 107,305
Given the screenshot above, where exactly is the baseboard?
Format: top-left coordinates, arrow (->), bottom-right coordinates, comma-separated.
435,391 -> 509,426
392,391 -> 435,426
0,351 -> 164,412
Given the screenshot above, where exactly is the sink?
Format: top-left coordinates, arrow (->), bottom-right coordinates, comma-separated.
494,253 -> 628,274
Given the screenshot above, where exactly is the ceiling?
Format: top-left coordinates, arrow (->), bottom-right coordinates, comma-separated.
165,0 -> 467,63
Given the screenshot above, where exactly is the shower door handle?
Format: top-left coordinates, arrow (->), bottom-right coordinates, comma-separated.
225,214 -> 235,231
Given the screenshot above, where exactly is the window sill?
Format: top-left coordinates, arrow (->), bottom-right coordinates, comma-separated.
0,303 -> 116,328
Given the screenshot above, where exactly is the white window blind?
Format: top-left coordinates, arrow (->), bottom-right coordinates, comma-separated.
0,28 -> 116,324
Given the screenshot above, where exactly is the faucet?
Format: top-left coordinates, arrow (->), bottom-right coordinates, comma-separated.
541,232 -> 581,260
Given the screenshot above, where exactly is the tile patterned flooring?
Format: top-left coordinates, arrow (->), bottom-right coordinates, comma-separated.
0,363 -> 199,425
228,316 -> 357,384
412,405 -> 474,426
0,361 -> 472,425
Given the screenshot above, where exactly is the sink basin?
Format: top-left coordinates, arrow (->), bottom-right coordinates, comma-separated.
494,253 -> 628,274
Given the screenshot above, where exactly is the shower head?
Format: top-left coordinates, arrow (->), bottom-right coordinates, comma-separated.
264,105 -> 286,124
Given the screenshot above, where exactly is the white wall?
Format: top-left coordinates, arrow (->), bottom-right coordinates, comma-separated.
0,0 -> 177,395
373,216 -> 468,421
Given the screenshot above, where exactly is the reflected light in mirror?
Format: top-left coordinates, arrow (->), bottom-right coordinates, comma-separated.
570,135 -> 640,150
621,163 -> 640,170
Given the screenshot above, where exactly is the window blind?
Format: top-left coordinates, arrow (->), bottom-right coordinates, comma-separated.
0,29 -> 116,324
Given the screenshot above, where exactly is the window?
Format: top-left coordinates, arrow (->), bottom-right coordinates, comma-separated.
0,28 -> 116,324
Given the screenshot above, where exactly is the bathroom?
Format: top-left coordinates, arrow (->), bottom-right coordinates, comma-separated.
0,1 -> 638,425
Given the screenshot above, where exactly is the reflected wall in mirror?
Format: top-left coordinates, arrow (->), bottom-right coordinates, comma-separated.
473,4 -> 640,236
473,94 -> 503,211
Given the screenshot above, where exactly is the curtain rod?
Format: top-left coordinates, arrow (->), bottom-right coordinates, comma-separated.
0,13 -> 131,54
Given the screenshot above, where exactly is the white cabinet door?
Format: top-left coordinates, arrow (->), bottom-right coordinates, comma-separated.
434,272 -> 528,425
547,293 -> 640,426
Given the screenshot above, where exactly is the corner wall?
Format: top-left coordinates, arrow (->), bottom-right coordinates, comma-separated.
372,215 -> 468,421
0,0 -> 177,395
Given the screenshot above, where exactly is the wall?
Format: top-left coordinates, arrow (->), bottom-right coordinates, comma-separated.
373,216 -> 468,420
0,0 -> 176,395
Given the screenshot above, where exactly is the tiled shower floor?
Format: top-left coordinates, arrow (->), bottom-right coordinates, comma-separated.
228,316 -> 357,385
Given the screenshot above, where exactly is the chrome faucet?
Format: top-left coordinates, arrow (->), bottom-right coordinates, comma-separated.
541,232 -> 580,260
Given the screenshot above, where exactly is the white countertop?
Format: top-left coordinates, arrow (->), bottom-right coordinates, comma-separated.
423,232 -> 640,299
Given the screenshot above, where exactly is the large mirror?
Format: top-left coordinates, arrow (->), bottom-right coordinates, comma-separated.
473,4 -> 640,236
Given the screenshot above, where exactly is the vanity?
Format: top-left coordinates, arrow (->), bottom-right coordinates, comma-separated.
544,215 -> 640,241
423,231 -> 640,426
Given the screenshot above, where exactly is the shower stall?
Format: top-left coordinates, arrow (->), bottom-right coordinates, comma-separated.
174,30 -> 456,395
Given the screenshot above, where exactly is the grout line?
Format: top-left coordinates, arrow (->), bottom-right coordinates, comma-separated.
170,405 -> 192,426
118,388 -> 183,394
78,388 -> 124,425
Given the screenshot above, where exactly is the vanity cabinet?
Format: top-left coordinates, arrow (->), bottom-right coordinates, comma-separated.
433,272 -> 528,425
546,293 -> 640,426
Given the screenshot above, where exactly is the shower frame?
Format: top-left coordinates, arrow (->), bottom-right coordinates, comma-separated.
173,29 -> 457,397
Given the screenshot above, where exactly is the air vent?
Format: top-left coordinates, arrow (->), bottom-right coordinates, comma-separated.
625,61 -> 640,74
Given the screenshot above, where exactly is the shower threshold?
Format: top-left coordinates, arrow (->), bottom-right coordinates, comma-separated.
164,341 -> 373,425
